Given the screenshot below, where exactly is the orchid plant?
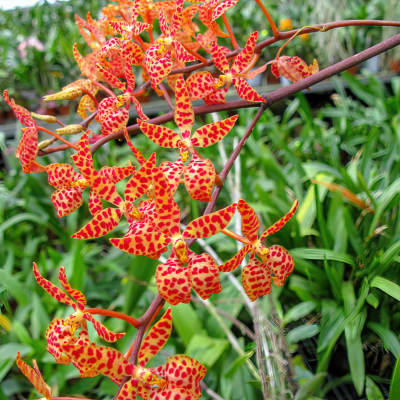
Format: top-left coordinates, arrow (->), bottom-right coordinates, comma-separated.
4,0 -> 400,398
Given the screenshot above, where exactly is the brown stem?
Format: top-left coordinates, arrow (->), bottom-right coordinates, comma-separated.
254,0 -> 279,38
159,83 -> 175,112
92,80 -> 116,97
85,308 -> 140,328
81,111 -> 97,129
222,14 -> 238,49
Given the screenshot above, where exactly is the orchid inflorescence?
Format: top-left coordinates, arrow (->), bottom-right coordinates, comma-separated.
4,0 -> 318,397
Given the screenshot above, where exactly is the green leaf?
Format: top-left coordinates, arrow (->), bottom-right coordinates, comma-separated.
294,372 -> 326,400
283,301 -> 316,326
368,322 -> 400,358
291,248 -> 355,266
186,334 -> 229,368
287,324 -> 319,344
370,276 -> 400,301
389,356 -> 400,400
366,376 -> 384,400
225,351 -> 254,378
0,270 -> 29,305
172,304 -> 204,347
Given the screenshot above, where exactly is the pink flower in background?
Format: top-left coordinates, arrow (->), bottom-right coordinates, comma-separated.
18,36 -> 44,60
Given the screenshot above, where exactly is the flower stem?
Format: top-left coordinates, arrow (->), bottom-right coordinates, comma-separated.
38,126 -> 79,151
253,0 -> 279,38
222,15 -> 238,49
85,308 -> 140,328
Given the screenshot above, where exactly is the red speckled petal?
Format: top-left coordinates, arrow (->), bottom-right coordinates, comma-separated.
242,256 -> 271,301
71,132 -> 94,176
203,87 -> 227,105
110,225 -> 170,257
231,31 -> 258,74
159,159 -> 184,195
78,94 -> 97,120
58,266 -> 86,307
156,256 -> 191,305
131,95 -> 149,121
156,355 -> 206,397
232,76 -> 265,103
3,90 -> 36,127
276,56 -> 319,83
100,165 -> 135,184
174,75 -> 194,134
16,353 -> 51,400
146,53 -> 173,88
16,127 -> 38,173
172,40 -> 197,63
210,41 -> 229,74
33,262 -> 75,306
271,61 -> 280,78
138,119 -> 180,148
116,378 -> 139,400
219,244 -> 252,272
96,96 -> 130,136
186,71 -> 216,101
83,313 -> 125,342
237,199 -> 260,242
183,203 -> 237,239
46,164 -> 79,188
189,252 -> 221,299
88,189 -> 103,216
124,129 -> 147,165
211,0 -> 238,21
191,114 -> 238,147
138,308 -> 172,367
265,245 -> 294,286
153,168 -> 181,236
51,188 -> 84,217
260,200 -> 298,241
72,208 -> 122,239
183,156 -> 215,201
96,63 -> 126,91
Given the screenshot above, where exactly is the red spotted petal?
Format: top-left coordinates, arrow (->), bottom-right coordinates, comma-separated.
211,0 -> 238,21
183,156 -> 215,201
265,245 -> 294,286
131,95 -> 149,121
124,129 -> 147,165
110,224 -> 170,257
138,119 -> 180,148
72,208 -> 122,239
16,127 -> 38,173
116,378 -> 139,400
231,31 -> 258,74
172,40 -> 197,63
96,96 -> 130,136
149,387 -> 194,400
242,256 -> 271,301
191,114 -> 238,147
100,165 -> 135,184
219,244 -> 252,272
121,41 -> 144,66
232,76 -> 265,102
45,318 -> 71,364
203,87 -> 227,104
183,203 -> 237,238
156,256 -> 191,305
83,313 -> 125,342
174,75 -> 194,134
170,0 -> 184,35
237,199 -> 260,242
210,41 -> 229,74
51,188 -> 84,217
3,90 -> 36,127
77,94 -> 97,119
96,63 -> 126,91
186,71 -> 216,100
138,308 -> 172,366
160,159 -> 184,195
156,355 -> 206,396
275,56 -> 319,83
16,353 -> 52,399
146,53 -> 173,88
88,189 -> 103,216
33,262 -> 75,306
260,200 -> 298,241
189,252 -> 221,299
58,266 -> 86,307
46,164 -> 80,188
153,168 -> 181,236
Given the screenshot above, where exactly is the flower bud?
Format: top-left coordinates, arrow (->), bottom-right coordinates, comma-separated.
56,124 -> 84,135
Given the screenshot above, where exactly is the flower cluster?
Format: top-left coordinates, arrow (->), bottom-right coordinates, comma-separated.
3,0 -> 311,397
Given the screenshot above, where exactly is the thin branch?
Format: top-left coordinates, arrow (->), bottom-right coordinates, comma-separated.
200,382 -> 226,400
159,83 -> 175,112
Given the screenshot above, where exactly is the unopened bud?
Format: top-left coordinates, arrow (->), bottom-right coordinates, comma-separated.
31,112 -> 58,123
43,87 -> 82,101
56,124 -> 84,135
38,139 -> 54,150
